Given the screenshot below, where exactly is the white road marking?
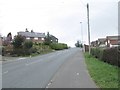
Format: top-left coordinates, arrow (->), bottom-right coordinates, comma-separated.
46,86 -> 48,88
3,71 -> 8,74
77,73 -> 79,75
25,59 -> 43,66
46,79 -> 53,88
50,80 -> 53,83
18,58 -> 26,60
48,83 -> 51,86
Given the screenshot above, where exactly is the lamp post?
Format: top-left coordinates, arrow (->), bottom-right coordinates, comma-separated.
80,22 -> 83,51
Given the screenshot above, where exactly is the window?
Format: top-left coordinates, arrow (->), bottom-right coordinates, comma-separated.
34,38 -> 38,40
26,37 -> 30,39
41,38 -> 44,40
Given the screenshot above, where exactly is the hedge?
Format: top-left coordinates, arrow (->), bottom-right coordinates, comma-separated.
11,47 -> 37,56
50,43 -> 68,50
91,47 -> 120,67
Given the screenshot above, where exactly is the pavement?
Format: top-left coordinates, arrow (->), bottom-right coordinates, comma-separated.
2,48 -> 98,88
47,49 -> 98,88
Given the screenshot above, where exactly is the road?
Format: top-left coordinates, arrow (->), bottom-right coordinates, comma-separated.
2,48 -> 97,88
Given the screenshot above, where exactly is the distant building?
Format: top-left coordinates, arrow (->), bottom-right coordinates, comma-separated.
17,30 -> 45,43
98,38 -> 107,47
106,36 -> 120,47
50,35 -> 58,43
91,38 -> 106,48
91,40 -> 98,47
91,36 -> 120,48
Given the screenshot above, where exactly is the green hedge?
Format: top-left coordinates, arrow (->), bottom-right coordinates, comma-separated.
91,47 -> 104,59
50,43 -> 68,50
91,47 -> 120,67
11,47 -> 37,56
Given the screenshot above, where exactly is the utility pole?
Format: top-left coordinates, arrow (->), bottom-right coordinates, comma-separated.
87,3 -> 91,54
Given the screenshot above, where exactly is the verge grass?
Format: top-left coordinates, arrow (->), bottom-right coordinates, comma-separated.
84,52 -> 119,89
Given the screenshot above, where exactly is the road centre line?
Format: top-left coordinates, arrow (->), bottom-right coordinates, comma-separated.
17,58 -> 26,60
25,59 -> 43,66
3,71 -> 8,75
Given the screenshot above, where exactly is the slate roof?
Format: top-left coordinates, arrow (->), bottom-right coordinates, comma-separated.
98,38 -> 106,42
107,36 -> 120,40
18,31 -> 45,38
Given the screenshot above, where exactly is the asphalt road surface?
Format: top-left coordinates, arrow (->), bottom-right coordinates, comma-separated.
2,48 -> 97,88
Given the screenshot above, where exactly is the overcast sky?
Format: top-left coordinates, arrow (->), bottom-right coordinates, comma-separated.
0,0 -> 119,47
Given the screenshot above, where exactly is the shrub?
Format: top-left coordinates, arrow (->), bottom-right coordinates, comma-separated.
118,46 -> 120,67
91,47 -> 104,59
23,40 -> 33,49
12,35 -> 25,48
102,47 -> 119,66
91,47 -> 120,67
90,48 -> 95,56
29,47 -> 37,53
12,48 -> 24,56
50,43 -> 68,50
0,46 -> 3,55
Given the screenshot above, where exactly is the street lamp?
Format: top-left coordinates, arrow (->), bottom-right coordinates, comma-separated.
80,22 -> 83,51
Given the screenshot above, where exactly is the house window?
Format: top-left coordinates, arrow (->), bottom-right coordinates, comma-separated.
34,38 -> 38,40
41,38 -> 44,40
26,37 -> 30,39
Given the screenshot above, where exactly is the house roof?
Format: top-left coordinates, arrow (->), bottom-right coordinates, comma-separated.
91,41 -> 97,44
110,42 -> 119,45
17,31 -> 45,38
106,36 -> 120,45
107,36 -> 120,40
50,35 -> 58,40
98,38 -> 106,42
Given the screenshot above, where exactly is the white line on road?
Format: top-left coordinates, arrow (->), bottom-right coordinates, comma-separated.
17,58 -> 26,60
76,73 -> 79,75
3,71 -> 8,75
25,59 -> 43,66
46,86 -> 48,88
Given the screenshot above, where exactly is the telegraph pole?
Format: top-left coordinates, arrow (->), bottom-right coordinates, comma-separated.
87,3 -> 91,54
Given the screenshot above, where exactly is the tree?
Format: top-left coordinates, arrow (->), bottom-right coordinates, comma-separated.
44,32 -> 52,45
12,35 -> 25,48
7,32 -> 12,41
75,40 -> 83,48
23,40 -> 33,49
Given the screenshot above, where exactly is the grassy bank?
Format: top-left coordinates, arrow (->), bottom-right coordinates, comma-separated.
84,52 -> 119,89
30,49 -> 54,57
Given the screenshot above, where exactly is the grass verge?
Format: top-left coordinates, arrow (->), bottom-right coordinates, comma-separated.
31,49 -> 54,57
84,52 -> 119,89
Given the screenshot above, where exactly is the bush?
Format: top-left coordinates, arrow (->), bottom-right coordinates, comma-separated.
91,47 -> 120,67
12,35 -> 25,48
0,46 -> 2,55
23,40 -> 33,49
102,47 -> 119,66
12,47 -> 37,56
91,47 -> 104,59
29,47 -> 37,53
50,43 -> 68,50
